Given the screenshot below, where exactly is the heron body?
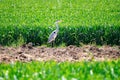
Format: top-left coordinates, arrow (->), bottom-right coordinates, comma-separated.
48,29 -> 58,43
48,20 -> 61,47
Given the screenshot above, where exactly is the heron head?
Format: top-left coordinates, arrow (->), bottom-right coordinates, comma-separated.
55,20 -> 62,24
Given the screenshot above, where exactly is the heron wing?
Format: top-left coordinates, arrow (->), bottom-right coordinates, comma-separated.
48,30 -> 58,43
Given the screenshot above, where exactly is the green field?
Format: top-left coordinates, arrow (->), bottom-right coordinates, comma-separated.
0,0 -> 120,79
0,0 -> 120,46
0,0 -> 120,27
0,60 -> 120,80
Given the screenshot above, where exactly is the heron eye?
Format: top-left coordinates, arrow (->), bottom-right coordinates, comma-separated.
54,32 -> 56,33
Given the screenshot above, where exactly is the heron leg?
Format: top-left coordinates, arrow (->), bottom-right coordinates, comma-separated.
51,41 -> 54,47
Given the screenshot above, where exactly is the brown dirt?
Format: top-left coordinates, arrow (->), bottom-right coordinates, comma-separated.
0,44 -> 120,63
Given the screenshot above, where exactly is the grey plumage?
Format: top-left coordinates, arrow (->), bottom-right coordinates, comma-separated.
48,20 -> 62,44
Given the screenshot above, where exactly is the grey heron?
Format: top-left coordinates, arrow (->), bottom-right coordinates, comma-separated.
48,20 -> 62,47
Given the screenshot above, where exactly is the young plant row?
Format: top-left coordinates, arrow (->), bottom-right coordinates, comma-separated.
0,25 -> 120,46
0,60 -> 120,80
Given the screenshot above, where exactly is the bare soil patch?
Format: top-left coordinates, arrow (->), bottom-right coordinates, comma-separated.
0,44 -> 120,63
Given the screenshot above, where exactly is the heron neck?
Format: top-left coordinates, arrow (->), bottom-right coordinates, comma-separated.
56,23 -> 59,31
